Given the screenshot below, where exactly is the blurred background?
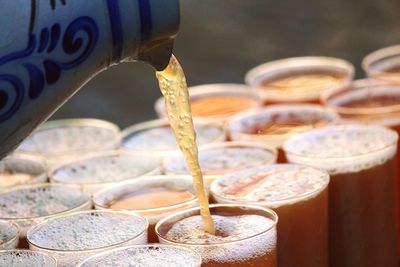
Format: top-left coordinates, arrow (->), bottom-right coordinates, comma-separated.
51,0 -> 400,127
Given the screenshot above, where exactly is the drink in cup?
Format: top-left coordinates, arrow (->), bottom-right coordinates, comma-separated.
120,119 -> 225,158
163,141 -> 277,186
283,124 -> 398,267
0,250 -> 57,267
93,176 -> 197,243
0,154 -> 47,190
0,219 -> 19,249
48,150 -> 161,194
245,56 -> 354,104
155,83 -> 262,123
362,45 -> 400,84
27,210 -> 148,267
77,244 -> 202,267
15,118 -> 120,166
156,204 -> 278,267
210,164 -> 329,267
0,183 -> 91,248
227,104 -> 337,162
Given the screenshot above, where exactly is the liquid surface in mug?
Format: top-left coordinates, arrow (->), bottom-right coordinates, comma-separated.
164,214 -> 277,267
261,70 -> 346,95
109,188 -> 195,210
190,95 -> 259,117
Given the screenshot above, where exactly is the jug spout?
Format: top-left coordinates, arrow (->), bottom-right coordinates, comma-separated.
137,38 -> 175,71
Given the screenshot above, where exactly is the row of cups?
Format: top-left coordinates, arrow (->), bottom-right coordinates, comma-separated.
2,44 -> 400,267
0,124 -> 398,267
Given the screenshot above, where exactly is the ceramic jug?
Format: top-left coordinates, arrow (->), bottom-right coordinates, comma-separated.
0,0 -> 179,159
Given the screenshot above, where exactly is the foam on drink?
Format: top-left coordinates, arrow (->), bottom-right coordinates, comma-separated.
156,205 -> 277,266
0,183 -> 91,238
0,219 -> 18,249
16,119 -> 119,165
49,151 -> 161,193
164,142 -> 276,177
0,154 -> 47,189
0,250 -> 56,267
77,244 -> 202,267
283,124 -> 397,174
121,119 -> 224,153
27,210 -> 148,267
211,164 -> 328,208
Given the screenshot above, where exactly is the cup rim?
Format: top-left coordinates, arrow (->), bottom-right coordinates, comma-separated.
244,56 -> 355,102
0,183 -> 91,220
163,141 -> 278,177
93,175 -> 198,213
154,83 -> 262,121
0,219 -> 19,248
362,44 -> 400,77
26,210 -> 149,253
0,249 -> 57,266
76,243 -> 202,267
210,163 -> 330,208
321,78 -> 400,116
119,118 -> 226,154
155,203 -> 278,246
47,150 -> 162,186
226,104 -> 338,146
16,118 -> 120,157
282,124 -> 399,160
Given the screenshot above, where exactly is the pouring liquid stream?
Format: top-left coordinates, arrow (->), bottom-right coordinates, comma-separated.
156,55 -> 215,235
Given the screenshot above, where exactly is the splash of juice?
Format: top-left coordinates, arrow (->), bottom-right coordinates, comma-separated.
156,55 -> 215,234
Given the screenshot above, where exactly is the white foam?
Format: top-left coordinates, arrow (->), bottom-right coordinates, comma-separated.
0,220 -> 18,249
0,184 -> 90,237
163,214 -> 276,263
121,124 -> 224,151
16,122 -> 118,157
50,153 -> 160,184
78,245 -> 201,267
211,164 -> 329,208
0,250 -> 56,267
28,211 -> 147,251
283,124 -> 398,174
0,185 -> 89,219
164,144 -> 276,176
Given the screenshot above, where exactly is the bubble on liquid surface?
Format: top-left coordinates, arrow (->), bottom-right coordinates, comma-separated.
283,124 -> 398,174
0,220 -> 18,247
51,153 -> 159,184
211,164 -> 329,207
0,250 -> 56,267
122,125 -> 223,151
0,185 -> 89,219
28,211 -> 147,251
17,123 -> 118,156
165,145 -> 275,175
79,245 -> 201,267
164,214 -> 276,263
